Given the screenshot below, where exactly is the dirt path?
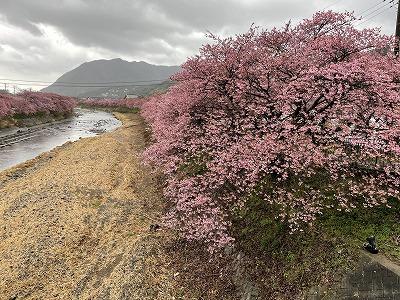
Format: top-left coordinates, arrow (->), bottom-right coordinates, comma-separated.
0,113 -> 175,300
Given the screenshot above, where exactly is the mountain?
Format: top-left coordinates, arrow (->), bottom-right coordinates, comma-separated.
42,58 -> 180,98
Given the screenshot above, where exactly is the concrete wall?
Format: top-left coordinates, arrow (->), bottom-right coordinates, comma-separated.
307,253 -> 400,300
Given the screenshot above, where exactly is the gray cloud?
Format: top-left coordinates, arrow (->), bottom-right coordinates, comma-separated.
0,0 -> 397,88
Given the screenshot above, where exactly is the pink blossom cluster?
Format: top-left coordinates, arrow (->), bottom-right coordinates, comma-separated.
0,91 -> 76,118
142,11 -> 400,250
82,98 -> 145,110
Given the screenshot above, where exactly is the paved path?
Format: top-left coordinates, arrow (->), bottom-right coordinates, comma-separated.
308,252 -> 400,300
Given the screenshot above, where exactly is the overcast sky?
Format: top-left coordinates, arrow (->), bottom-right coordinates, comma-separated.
0,0 -> 397,90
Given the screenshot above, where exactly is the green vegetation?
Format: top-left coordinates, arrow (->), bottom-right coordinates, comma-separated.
320,197 -> 400,261
233,194 -> 400,297
79,104 -> 140,114
109,107 -> 140,114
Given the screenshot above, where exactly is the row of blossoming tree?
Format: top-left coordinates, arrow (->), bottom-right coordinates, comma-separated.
142,11 -> 400,251
0,91 -> 76,119
81,98 -> 145,111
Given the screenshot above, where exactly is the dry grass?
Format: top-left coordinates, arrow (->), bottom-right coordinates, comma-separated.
0,113 -> 176,299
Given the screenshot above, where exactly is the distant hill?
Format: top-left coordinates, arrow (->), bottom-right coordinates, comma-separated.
42,58 -> 180,98
76,80 -> 175,99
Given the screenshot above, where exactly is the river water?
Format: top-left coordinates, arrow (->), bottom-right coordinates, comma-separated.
0,108 -> 121,171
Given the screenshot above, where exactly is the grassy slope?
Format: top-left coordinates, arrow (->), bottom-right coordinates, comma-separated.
232,195 -> 400,298
320,197 -> 400,261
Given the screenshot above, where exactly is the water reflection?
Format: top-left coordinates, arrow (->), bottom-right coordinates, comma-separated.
0,108 -> 121,171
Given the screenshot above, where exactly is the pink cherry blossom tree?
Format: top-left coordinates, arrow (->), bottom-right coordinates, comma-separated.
82,98 -> 145,110
142,11 -> 400,251
0,91 -> 76,119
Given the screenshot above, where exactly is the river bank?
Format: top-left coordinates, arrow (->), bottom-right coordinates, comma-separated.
0,113 -> 176,299
0,112 -> 74,129
0,108 -> 121,171
0,110 -> 246,300
1,111 -> 399,300
0,91 -> 76,130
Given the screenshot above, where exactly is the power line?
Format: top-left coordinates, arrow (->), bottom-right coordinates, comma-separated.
0,82 -> 169,88
320,0 -> 399,53
0,78 -> 171,85
357,0 -> 387,16
356,0 -> 395,21
356,0 -> 395,18
320,0 -> 394,27
355,1 -> 398,27
319,0 -> 396,30
321,0 -> 390,20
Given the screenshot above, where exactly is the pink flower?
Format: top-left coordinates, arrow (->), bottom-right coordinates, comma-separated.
141,11 -> 400,251
0,91 -> 76,118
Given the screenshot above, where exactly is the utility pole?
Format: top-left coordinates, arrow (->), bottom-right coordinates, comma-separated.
3,83 -> 7,92
395,0 -> 400,56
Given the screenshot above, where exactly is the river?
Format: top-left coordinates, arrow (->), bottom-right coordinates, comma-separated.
0,108 -> 121,171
